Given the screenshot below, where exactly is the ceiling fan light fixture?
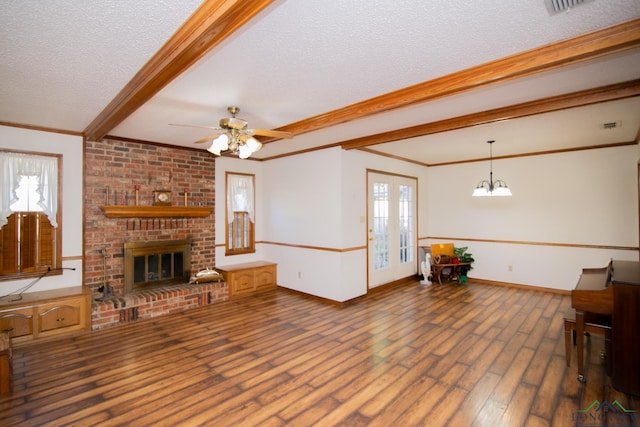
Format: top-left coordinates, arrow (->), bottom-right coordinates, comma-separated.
207,134 -> 229,156
245,136 -> 262,153
178,106 -> 293,159
237,143 -> 252,159
472,140 -> 512,197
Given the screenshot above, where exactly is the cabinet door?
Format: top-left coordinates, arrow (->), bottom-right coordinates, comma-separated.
0,308 -> 33,338
38,302 -> 82,333
254,266 -> 276,290
231,270 -> 255,296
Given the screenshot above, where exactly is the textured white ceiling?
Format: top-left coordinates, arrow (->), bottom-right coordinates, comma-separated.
1,0 -> 639,164
0,0 -> 203,130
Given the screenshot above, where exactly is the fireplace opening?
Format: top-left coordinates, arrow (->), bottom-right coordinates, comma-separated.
124,239 -> 191,293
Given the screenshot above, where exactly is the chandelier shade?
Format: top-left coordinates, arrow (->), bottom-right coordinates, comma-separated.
472,140 -> 512,197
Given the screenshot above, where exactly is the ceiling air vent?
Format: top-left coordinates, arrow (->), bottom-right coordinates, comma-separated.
544,0 -> 594,15
601,121 -> 621,130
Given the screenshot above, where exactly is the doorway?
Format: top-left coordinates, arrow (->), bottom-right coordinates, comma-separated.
367,171 -> 417,289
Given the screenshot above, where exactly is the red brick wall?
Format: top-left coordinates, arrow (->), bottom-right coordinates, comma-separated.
85,138 -> 217,298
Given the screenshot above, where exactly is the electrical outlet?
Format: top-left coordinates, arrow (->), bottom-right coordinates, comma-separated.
508,265 -> 513,272
298,272 -> 302,279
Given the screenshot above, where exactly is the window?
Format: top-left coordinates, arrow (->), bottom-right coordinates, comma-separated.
0,151 -> 61,279
226,172 -> 255,255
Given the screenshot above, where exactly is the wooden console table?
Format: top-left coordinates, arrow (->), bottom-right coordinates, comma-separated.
431,263 -> 471,284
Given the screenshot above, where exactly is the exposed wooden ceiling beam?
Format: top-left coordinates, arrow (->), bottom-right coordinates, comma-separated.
267,18 -> 640,141
84,0 -> 275,141
339,79 -> 640,150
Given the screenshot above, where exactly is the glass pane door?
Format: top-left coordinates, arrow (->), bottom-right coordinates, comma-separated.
368,172 -> 417,288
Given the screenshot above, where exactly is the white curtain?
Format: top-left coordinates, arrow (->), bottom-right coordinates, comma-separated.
0,152 -> 58,228
227,174 -> 254,224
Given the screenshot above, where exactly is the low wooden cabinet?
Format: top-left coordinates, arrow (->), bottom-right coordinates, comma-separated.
216,261 -> 277,297
0,287 -> 91,343
0,332 -> 12,394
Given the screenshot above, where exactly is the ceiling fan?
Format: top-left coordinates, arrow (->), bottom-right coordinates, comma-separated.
171,106 -> 293,159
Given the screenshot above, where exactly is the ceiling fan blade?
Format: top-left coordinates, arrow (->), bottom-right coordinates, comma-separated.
170,123 -> 222,131
249,129 -> 293,139
193,133 -> 222,144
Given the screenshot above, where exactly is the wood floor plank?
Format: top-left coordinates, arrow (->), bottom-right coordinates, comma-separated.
391,378 -> 448,426
358,353 -> 438,418
424,385 -> 469,427
491,346 -> 536,405
531,354 -> 567,420
447,372 -> 502,427
523,338 -> 556,387
525,414 -> 550,427
315,365 -> 407,426
500,382 -> 537,427
0,280 -> 637,426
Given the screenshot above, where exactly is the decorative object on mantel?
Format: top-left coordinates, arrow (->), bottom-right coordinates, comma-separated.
153,190 -> 171,206
472,140 -> 512,197
170,106 -> 294,159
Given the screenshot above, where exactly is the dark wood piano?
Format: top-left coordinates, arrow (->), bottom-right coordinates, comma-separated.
571,259 -> 640,395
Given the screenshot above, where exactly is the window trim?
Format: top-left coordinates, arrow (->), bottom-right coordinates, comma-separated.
0,150 -> 62,281
225,172 -> 255,255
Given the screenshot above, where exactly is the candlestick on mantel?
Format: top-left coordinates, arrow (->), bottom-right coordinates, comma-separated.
135,185 -> 139,206
105,185 -> 110,205
184,188 -> 188,207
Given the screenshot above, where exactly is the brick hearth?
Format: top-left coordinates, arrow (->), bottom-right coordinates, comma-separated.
92,281 -> 228,330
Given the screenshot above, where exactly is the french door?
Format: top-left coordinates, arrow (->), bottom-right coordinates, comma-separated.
367,171 -> 417,289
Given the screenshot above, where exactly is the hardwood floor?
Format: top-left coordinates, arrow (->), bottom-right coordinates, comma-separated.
1,281 -> 639,426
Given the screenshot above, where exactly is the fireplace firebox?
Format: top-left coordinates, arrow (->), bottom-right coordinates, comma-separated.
124,239 -> 191,293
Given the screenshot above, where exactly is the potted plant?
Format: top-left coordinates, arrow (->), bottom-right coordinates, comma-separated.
453,246 -> 474,283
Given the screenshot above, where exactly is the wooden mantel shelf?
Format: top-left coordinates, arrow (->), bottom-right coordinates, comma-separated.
100,206 -> 213,218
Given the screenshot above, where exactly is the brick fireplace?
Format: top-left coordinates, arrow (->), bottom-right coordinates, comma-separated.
85,138 -> 228,330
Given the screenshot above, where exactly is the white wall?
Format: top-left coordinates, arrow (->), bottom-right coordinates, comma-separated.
5,126 -> 631,301
215,142 -> 637,299
259,147 -> 428,302
0,126 -> 84,294
426,144 -> 638,290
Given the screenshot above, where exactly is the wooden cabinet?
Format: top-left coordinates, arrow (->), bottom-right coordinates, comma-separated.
216,261 -> 277,297
0,333 -> 11,394
0,307 -> 33,339
0,287 -> 91,343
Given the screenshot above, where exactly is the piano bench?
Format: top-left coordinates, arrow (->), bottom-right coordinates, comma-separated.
563,315 -> 611,375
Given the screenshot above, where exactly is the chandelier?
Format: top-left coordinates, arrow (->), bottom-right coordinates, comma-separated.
472,140 -> 512,197
207,131 -> 262,159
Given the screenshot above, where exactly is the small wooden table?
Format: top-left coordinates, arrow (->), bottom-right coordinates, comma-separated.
431,263 -> 471,284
